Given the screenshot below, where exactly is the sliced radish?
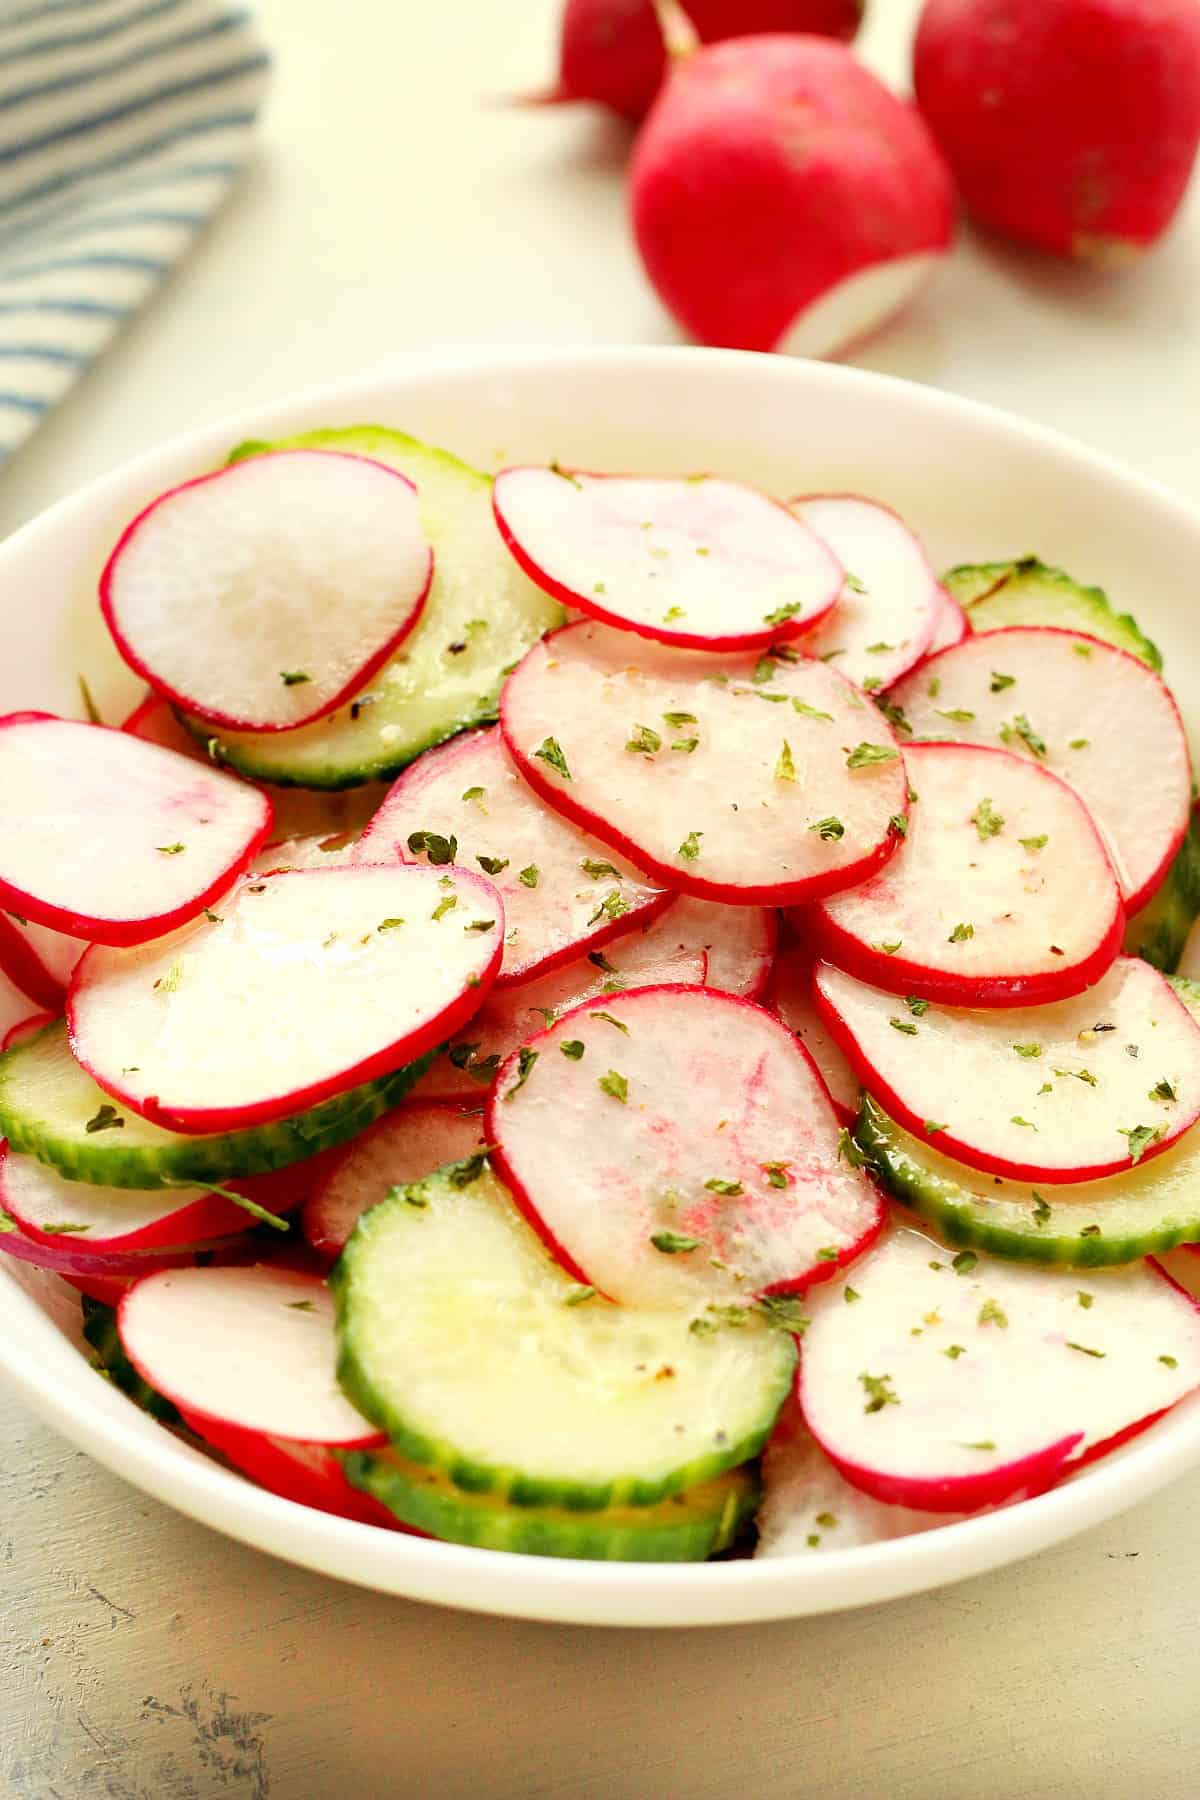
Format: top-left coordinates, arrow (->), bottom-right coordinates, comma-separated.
787,496 -> 940,690
766,945 -> 860,1124
888,627 -> 1192,913
355,726 -> 669,984
924,585 -> 969,657
500,620 -> 909,905
0,911 -> 85,1010
302,1103 -> 488,1259
798,1224 -> 1200,1511
755,1399 -> 969,1556
814,955 -> 1200,1183
487,984 -> 884,1305
0,1214 -> 218,1279
0,1010 -> 55,1052
101,451 -> 434,733
179,1416 -> 402,1529
492,467 -> 842,651
643,895 -> 776,999
413,937 -> 705,1104
812,742 -> 1123,1006
0,714 -> 272,947
68,862 -> 503,1134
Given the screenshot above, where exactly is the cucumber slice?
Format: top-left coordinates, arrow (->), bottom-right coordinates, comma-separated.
185,427 -> 564,789
333,1158 -> 796,1509
343,1447 -> 759,1561
853,976 -> 1200,1265
81,1295 -> 180,1424
0,1020 -> 431,1189
1126,807 -> 1200,973
942,556 -> 1161,672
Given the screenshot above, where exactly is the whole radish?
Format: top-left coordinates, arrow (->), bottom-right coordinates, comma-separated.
629,18 -> 956,356
913,0 -> 1200,260
536,0 -> 864,122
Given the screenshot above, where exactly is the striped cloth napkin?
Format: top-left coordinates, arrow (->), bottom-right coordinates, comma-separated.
0,0 -> 269,462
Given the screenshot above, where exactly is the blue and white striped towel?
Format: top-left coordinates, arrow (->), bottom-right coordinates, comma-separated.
0,0 -> 268,461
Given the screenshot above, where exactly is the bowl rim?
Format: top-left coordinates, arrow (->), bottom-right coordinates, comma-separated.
2,344 -> 1199,1629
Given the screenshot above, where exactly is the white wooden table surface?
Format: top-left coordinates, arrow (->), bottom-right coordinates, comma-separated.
3,2 -> 1200,1795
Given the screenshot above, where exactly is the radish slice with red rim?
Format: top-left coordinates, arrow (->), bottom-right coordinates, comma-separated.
486,984 -> 884,1305
119,1266 -> 383,1450
0,911 -> 84,1010
0,1213 -> 226,1278
787,495 -> 940,690
68,862 -> 503,1134
637,895 -> 776,999
101,451 -> 434,733
767,945 -> 860,1124
812,741 -> 1123,1006
0,713 -> 273,946
302,1103 -> 488,1259
798,1224 -> 1200,1512
411,940 -> 705,1104
492,467 -> 842,650
175,1412 -> 403,1528
888,626 -> 1192,913
1,1009 -> 55,1053
923,584 -> 969,657
501,620 -> 909,905
814,954 -> 1200,1182
355,726 -> 670,984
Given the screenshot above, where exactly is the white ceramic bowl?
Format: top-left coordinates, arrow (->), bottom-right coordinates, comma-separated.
3,348 -> 1200,1628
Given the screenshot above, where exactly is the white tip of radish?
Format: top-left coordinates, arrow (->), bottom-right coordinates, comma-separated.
774,254 -> 943,362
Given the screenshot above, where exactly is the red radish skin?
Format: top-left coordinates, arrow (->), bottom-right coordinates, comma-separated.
531,0 -> 863,122
0,911 -> 68,1012
629,35 -> 956,358
175,1411 -> 402,1529
68,863 -> 504,1135
500,620 -> 909,906
888,627 -> 1192,914
813,954 -> 1200,1182
60,1271 -> 138,1305
486,984 -> 885,1306
922,585 -> 969,658
787,496 -> 941,691
0,713 -> 273,948
811,742 -> 1124,1007
492,469 -> 843,651
355,726 -> 671,985
101,452 -> 434,734
913,0 -> 1200,261
1,1011 -> 56,1052
797,1225 -> 1200,1512
0,1216 -> 216,1279
766,945 -> 860,1124
302,1103 -> 489,1260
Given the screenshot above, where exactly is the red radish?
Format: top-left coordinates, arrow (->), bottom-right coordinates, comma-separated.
812,742 -> 1123,1006
118,1266 -> 395,1526
61,1271 -> 139,1306
629,29 -> 956,357
0,1214 -> 219,1279
411,939 -> 705,1104
0,1010 -> 55,1052
647,895 -> 776,999
798,1224 -> 1200,1511
492,468 -> 843,651
487,984 -> 885,1305
101,451 -> 434,734
924,584 -> 969,658
787,496 -> 941,690
766,944 -> 860,1123
0,911 -> 84,1011
302,1103 -> 488,1259
68,862 -> 503,1135
814,954 -> 1200,1182
755,1397 -> 970,1556
0,713 -> 272,948
529,0 -> 863,122
888,626 -> 1192,914
500,620 -> 909,905
355,726 -> 670,984
913,0 -> 1200,262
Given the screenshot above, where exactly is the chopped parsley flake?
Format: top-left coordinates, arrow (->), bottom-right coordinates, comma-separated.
1001,713 -> 1047,758
978,1299 -> 1008,1327
662,711 -> 697,728
923,1120 -> 947,1135
889,813 -> 908,837
1119,1123 -> 1164,1164
518,865 -> 539,888
810,816 -> 844,840
1160,1355 -> 1179,1369
875,939 -> 903,955
763,600 -> 803,626
202,908 -> 222,925
1013,1042 -> 1042,1058
1032,1193 -> 1052,1226
156,842 -> 185,856
461,786 -> 485,804
762,1161 -> 790,1188
960,1440 -> 997,1452
407,829 -> 457,865
678,830 -> 702,861
905,996 -> 929,1016
581,858 -> 621,880
464,919 -> 495,933
626,724 -> 662,755
1069,738 -> 1090,750
431,894 -> 458,922
565,1285 -> 597,1305
672,738 -> 699,753
560,1040 -> 585,1060
85,1105 -> 124,1134
865,641 -> 894,655
1011,1115 -> 1037,1129
505,1047 -> 539,1099
844,1286 -> 860,1303
775,740 -> 797,782
704,1177 -> 743,1196
791,699 -> 834,722
593,1011 -> 629,1035
1149,1079 -> 1178,1105
663,606 -> 685,622
280,670 -> 310,686
1066,1341 -> 1105,1359
1019,834 -> 1049,852
154,962 -> 183,993
587,890 -> 629,927
874,697 -> 912,735
836,1128 -> 870,1169
477,854 -> 509,875
952,1251 -> 978,1275
972,797 -> 1004,840
990,672 -> 1016,692
948,922 -> 974,943
1077,1291 -> 1094,1309
377,917 -> 405,932
943,1345 -> 966,1360
843,573 -> 867,595
846,742 -> 899,769
936,707 -> 976,722
889,1017 -> 918,1036
534,736 -> 571,780
650,1230 -> 701,1254
598,1069 -> 628,1103
859,1372 -> 899,1414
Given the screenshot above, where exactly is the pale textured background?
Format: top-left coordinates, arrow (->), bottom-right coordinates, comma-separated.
3,0 -> 1200,1794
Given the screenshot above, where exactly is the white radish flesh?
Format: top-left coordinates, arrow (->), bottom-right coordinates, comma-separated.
888,627 -> 1192,913
68,863 -> 503,1133
487,985 -> 884,1305
492,468 -> 842,650
0,1140 -> 254,1251
815,955 -> 1200,1182
119,1266 -> 381,1443
924,585 -> 969,657
101,451 -> 434,733
767,945 -> 860,1123
355,726 -> 669,983
642,895 -> 776,999
302,1104 -> 488,1258
788,496 -> 940,690
799,1224 -> 1200,1510
813,742 -> 1123,1006
501,621 -> 909,905
0,714 -> 272,946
